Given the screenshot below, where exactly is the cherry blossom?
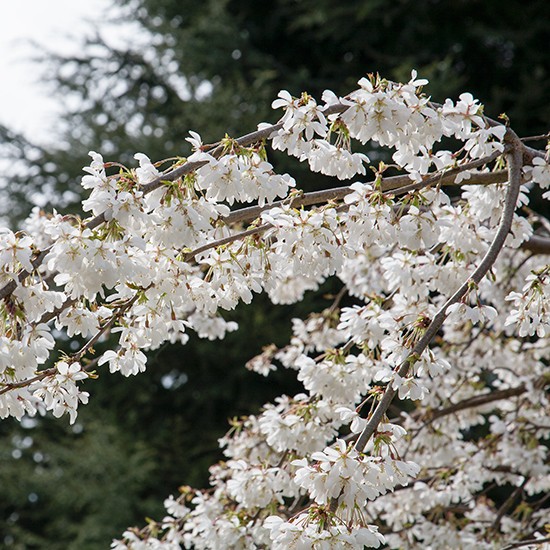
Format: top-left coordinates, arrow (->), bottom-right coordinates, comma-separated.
0,72 -> 549,549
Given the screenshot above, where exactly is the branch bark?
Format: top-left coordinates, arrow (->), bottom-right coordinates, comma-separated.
417,384 -> 527,422
353,131 -> 525,453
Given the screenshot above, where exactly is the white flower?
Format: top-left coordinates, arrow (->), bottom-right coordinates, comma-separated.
134,153 -> 160,184
81,151 -> 108,189
529,157 -> 550,190
98,347 -> 147,377
185,130 -> 204,152
0,230 -> 35,273
446,302 -> 498,326
392,374 -> 429,401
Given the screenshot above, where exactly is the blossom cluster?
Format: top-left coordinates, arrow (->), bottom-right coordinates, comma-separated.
1,73 -> 550,548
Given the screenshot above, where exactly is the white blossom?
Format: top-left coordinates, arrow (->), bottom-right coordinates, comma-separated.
0,73 -> 548,550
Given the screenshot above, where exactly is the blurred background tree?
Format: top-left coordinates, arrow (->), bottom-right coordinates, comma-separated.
0,0 -> 548,546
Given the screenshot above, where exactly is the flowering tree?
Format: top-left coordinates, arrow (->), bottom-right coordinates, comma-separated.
1,72 -> 550,549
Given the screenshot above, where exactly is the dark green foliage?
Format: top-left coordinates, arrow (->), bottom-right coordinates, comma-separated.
0,418 -> 158,549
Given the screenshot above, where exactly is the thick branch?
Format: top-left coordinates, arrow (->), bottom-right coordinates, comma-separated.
224,168 -> 509,226
353,133 -> 525,453
520,234 -> 550,254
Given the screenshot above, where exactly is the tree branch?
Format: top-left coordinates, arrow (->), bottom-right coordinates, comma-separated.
491,477 -> 528,532
501,536 -> 550,550
415,384 -> 527,423
353,132 -> 525,453
223,168 -> 509,226
0,97 -> 513,303
520,234 -> 550,254
0,287 -> 145,395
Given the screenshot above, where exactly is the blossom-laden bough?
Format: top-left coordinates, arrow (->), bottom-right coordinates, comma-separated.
1,72 -> 550,549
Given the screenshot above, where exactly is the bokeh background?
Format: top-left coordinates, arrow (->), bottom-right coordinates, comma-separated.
0,1 -> 549,547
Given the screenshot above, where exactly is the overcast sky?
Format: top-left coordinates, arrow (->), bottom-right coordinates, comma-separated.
0,0 -> 114,144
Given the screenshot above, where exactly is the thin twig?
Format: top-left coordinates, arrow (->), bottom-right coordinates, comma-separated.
501,536 -> 550,550
416,384 -> 527,422
520,132 -> 550,143
0,288 -> 145,395
491,477 -> 528,532
184,224 -> 272,262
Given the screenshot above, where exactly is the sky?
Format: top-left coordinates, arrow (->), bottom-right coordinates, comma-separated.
0,0 -> 114,144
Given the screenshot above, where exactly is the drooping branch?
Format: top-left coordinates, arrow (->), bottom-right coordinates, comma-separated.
0,93 -> 521,304
353,131 -> 525,453
0,287 -> 146,395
